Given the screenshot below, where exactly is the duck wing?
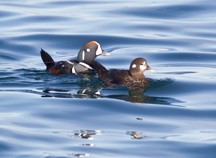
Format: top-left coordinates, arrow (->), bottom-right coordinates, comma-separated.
108,69 -> 131,84
74,62 -> 95,74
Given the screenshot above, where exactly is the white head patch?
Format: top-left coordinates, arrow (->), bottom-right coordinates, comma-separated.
140,65 -> 147,70
95,42 -> 102,56
87,48 -> 90,52
132,64 -> 136,68
82,50 -> 85,61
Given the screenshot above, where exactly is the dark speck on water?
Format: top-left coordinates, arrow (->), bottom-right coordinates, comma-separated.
1,0 -> 216,158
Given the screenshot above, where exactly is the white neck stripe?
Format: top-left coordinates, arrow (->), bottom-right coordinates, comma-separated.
66,61 -> 74,65
79,62 -> 93,69
72,66 -> 77,74
82,89 -> 86,94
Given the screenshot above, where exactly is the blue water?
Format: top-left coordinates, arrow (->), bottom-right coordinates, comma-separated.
1,0 -> 216,157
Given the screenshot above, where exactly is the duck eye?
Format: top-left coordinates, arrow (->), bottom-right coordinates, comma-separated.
86,48 -> 90,52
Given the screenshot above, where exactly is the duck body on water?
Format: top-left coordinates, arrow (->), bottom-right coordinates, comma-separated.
41,41 -> 110,75
92,58 -> 154,89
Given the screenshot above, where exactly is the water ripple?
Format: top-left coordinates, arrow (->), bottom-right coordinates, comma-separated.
1,0 -> 216,157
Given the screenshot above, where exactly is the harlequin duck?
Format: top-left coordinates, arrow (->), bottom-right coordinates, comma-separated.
41,41 -> 110,75
92,57 -> 154,88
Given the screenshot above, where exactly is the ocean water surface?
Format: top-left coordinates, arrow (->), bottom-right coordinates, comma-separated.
1,0 -> 216,157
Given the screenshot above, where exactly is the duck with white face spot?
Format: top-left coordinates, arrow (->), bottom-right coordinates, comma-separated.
91,57 -> 154,88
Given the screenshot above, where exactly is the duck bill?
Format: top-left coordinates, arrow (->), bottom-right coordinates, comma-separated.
101,50 -> 110,56
147,65 -> 155,72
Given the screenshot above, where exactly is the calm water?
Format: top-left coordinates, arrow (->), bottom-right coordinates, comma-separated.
1,0 -> 216,157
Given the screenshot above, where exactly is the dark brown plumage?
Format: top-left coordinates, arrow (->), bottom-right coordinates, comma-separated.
92,58 -> 154,89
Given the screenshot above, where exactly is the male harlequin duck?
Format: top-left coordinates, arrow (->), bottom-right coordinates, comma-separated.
41,41 -> 110,75
92,58 -> 154,88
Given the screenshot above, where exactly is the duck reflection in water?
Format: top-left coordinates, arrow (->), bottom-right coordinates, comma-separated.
40,78 -> 180,105
103,86 -> 182,105
68,153 -> 90,157
74,130 -> 101,140
126,131 -> 146,139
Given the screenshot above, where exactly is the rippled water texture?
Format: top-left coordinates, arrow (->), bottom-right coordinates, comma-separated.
1,0 -> 216,157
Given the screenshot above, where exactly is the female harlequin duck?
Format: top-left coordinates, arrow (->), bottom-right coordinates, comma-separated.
92,58 -> 154,88
41,41 -> 110,75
